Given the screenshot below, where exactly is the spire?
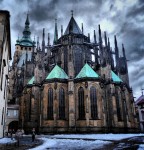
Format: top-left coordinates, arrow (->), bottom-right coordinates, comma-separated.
98,24 -> 102,47
82,23 -> 83,34
114,35 -> 119,73
37,36 -> 39,50
122,43 -> 126,58
94,30 -> 97,43
104,31 -> 107,47
88,33 -> 90,42
48,33 -> 50,46
42,28 -> 45,52
53,19 -> 58,44
64,10 -> 82,35
61,25 -> 63,36
23,14 -> 31,39
25,13 -> 30,25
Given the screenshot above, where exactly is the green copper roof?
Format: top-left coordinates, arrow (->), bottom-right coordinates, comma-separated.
76,63 -> 99,79
16,14 -> 35,47
46,65 -> 68,79
27,76 -> 34,85
111,71 -> 122,82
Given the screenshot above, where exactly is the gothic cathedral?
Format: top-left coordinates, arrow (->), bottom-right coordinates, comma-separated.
8,13 -> 138,133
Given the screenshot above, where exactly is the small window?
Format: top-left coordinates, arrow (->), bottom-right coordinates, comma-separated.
29,48 -> 31,50
25,47 -> 27,50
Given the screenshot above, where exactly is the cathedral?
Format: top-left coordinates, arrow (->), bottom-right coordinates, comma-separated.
8,12 -> 138,133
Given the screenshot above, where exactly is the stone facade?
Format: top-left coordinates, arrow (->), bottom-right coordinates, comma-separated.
0,10 -> 11,138
9,13 -> 138,134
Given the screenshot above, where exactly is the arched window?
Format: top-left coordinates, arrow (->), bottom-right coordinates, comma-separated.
115,88 -> 122,121
47,88 -> 53,119
78,87 -> 85,119
59,88 -> 65,119
90,86 -> 98,119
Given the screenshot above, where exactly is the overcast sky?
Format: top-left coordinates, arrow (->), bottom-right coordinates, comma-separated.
0,0 -> 144,100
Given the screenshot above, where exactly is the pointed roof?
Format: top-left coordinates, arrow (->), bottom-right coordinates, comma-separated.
76,63 -> 99,79
16,14 -> 34,47
46,65 -> 68,80
27,76 -> 34,85
111,71 -> 122,82
64,16 -> 82,35
136,95 -> 144,105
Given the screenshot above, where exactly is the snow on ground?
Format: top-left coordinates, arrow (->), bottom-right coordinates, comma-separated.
138,144 -> 144,150
29,138 -> 112,150
48,133 -> 144,141
0,138 -> 16,144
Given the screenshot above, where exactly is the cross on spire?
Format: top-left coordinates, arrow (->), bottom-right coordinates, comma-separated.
71,10 -> 73,17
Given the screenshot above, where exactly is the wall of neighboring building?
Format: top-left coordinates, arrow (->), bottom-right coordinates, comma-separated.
137,104 -> 144,131
0,11 -> 11,138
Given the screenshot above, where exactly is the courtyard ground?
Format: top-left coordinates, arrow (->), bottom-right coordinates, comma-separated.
0,134 -> 144,150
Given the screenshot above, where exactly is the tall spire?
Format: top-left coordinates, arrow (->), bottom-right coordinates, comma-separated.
104,31 -> 107,47
42,28 -> 45,52
122,43 -> 126,58
37,36 -> 39,50
61,25 -> 63,37
53,19 -> 58,44
82,23 -> 83,34
114,35 -> 119,73
98,24 -> 103,49
23,14 -> 31,39
94,30 -> 97,43
48,33 -> 50,46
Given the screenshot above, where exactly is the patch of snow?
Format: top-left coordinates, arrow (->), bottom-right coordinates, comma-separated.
0,138 -> 16,144
29,138 -> 112,150
138,144 -> 144,150
29,138 -> 56,150
48,133 -> 144,141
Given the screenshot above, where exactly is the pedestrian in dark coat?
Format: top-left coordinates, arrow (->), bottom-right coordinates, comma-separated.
32,128 -> 36,142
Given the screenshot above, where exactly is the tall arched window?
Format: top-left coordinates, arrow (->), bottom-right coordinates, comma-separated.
78,87 -> 85,119
47,88 -> 53,119
90,86 -> 98,119
115,88 -> 122,121
59,88 -> 65,119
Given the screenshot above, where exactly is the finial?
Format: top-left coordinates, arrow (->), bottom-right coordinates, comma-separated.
61,25 -> 63,36
94,30 -> 96,43
71,10 -> 73,17
55,18 -> 57,24
82,23 -> 83,34
141,88 -> 144,96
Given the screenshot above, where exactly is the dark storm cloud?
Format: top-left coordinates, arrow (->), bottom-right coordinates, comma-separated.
127,4 -> 144,17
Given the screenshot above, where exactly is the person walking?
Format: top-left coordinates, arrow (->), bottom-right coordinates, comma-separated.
32,128 -> 36,142
15,129 -> 22,147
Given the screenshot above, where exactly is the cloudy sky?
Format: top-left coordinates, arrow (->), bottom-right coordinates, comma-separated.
0,0 -> 144,99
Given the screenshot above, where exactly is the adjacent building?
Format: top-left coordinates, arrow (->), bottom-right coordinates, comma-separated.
0,10 -> 11,138
9,12 -> 138,134
135,93 -> 144,132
